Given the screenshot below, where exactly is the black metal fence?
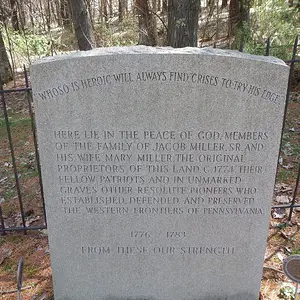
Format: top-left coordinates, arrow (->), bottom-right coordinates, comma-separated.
0,67 -> 46,235
0,39 -> 299,235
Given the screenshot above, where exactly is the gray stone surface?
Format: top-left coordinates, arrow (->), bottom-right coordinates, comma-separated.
31,46 -> 289,300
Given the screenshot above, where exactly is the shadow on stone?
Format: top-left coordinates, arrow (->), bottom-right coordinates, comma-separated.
103,297 -> 155,300
99,293 -> 256,300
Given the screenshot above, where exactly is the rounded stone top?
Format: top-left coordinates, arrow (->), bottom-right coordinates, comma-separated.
32,45 -> 287,67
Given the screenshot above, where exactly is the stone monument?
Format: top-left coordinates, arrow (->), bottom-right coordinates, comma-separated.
31,47 -> 289,300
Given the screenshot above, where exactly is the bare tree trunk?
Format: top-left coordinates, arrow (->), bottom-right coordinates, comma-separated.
221,0 -> 228,9
45,0 -> 51,32
50,0 -> 58,27
228,0 -> 239,39
68,0 -> 96,50
119,0 -> 126,22
167,0 -> 200,48
152,0 -> 158,44
0,29 -> 13,84
157,0 -> 161,12
162,0 -> 167,13
228,0 -> 250,49
10,0 -> 19,30
17,0 -> 26,30
135,0 -> 156,46
101,0 -> 108,23
28,1 -> 35,27
109,0 -> 113,17
55,0 -> 62,26
215,0 -> 219,43
61,0 -> 72,27
38,0 -> 46,31
85,0 -> 94,29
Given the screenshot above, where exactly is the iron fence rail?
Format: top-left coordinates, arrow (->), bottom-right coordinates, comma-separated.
0,39 -> 299,235
0,67 -> 47,235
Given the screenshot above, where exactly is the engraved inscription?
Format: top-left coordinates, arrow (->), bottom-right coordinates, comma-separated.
53,129 -> 269,222
36,70 -> 284,107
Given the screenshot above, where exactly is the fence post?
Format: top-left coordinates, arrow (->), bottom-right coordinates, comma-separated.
288,164 -> 300,221
0,78 -> 27,234
24,66 -> 47,226
265,37 -> 270,56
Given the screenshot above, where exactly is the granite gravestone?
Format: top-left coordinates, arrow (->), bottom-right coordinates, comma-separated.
31,47 -> 289,300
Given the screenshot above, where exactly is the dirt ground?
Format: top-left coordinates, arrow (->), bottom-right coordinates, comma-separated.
0,66 -> 300,299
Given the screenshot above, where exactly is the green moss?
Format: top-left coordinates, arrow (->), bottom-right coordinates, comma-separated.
24,265 -> 39,277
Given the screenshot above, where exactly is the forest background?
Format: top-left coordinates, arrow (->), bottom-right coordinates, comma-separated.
0,0 -> 300,83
